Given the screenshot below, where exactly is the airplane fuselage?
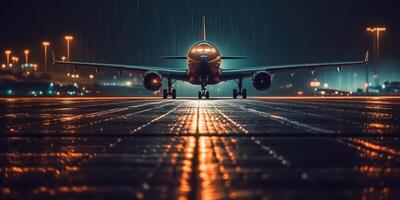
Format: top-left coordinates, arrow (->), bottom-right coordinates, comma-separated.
187,41 -> 222,86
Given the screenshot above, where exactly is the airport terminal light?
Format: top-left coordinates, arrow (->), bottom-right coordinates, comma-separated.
24,50 -> 30,64
42,41 -> 50,73
5,50 -> 11,65
65,35 -> 74,61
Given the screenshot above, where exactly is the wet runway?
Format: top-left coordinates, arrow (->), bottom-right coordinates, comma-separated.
1,97 -> 400,199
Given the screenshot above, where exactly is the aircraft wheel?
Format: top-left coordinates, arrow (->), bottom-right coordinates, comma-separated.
205,91 -> 210,99
172,89 -> 177,99
163,89 -> 168,99
198,91 -> 202,99
242,89 -> 247,99
233,89 -> 238,99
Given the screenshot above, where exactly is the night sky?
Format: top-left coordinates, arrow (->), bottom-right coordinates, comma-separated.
1,0 -> 399,95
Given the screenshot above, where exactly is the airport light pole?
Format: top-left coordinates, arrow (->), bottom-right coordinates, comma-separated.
366,27 -> 386,87
5,50 -> 11,66
24,50 -> 30,64
65,36 -> 73,61
42,42 -> 50,73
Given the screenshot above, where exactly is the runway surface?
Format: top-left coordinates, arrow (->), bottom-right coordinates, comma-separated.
1,97 -> 399,199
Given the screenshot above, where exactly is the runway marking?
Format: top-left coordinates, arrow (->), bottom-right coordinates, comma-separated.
260,99 -> 399,120
59,101 -> 163,122
246,100 -> 400,159
227,102 -> 336,134
245,100 -> 399,133
68,101 -> 177,132
6,101 -> 163,133
131,102 -> 184,134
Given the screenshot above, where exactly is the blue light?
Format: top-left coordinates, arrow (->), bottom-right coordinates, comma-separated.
50,83 -> 54,87
7,89 -> 14,95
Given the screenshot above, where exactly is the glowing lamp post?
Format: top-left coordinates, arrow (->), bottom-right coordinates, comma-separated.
24,50 -> 30,64
366,27 -> 386,89
42,41 -> 50,73
65,35 -> 74,61
5,50 -> 11,66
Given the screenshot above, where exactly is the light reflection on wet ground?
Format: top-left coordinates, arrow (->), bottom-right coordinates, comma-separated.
0,97 -> 400,199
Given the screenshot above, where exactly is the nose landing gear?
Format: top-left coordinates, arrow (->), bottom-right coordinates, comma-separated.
233,79 -> 247,99
163,79 -> 177,99
198,84 -> 210,99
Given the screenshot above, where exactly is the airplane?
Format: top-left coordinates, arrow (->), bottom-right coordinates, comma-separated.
54,16 -> 368,99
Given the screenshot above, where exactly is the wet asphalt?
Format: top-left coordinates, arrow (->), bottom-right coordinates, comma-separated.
0,97 -> 399,200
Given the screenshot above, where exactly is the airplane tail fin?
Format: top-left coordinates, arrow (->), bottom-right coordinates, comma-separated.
201,16 -> 206,41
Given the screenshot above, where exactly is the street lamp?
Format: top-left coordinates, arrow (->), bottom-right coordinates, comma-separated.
42,41 -> 50,73
366,27 -> 386,87
24,50 -> 30,64
5,50 -> 11,66
65,35 -> 74,61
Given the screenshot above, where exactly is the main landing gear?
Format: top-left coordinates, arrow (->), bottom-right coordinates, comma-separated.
233,79 -> 247,99
198,84 -> 210,99
163,79 -> 177,99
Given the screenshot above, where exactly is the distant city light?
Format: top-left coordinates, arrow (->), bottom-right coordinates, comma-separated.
89,74 -> 94,79
7,89 -> 14,96
297,91 -> 304,95
310,80 -> 321,88
125,81 -> 132,87
323,83 -> 329,89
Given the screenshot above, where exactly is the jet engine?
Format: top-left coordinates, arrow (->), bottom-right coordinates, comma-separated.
143,72 -> 163,91
252,72 -> 272,91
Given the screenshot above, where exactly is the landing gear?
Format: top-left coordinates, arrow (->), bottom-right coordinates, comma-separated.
233,79 -> 247,99
163,79 -> 177,99
198,84 -> 210,99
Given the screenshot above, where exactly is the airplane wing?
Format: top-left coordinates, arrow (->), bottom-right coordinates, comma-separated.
221,51 -> 369,80
53,58 -> 187,80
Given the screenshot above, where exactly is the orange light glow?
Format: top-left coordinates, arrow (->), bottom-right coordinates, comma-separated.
310,80 -> 321,88
65,36 -> 74,40
5,50 -> 11,55
42,41 -> 50,46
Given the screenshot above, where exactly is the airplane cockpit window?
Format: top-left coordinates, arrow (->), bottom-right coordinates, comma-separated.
191,48 -> 216,54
